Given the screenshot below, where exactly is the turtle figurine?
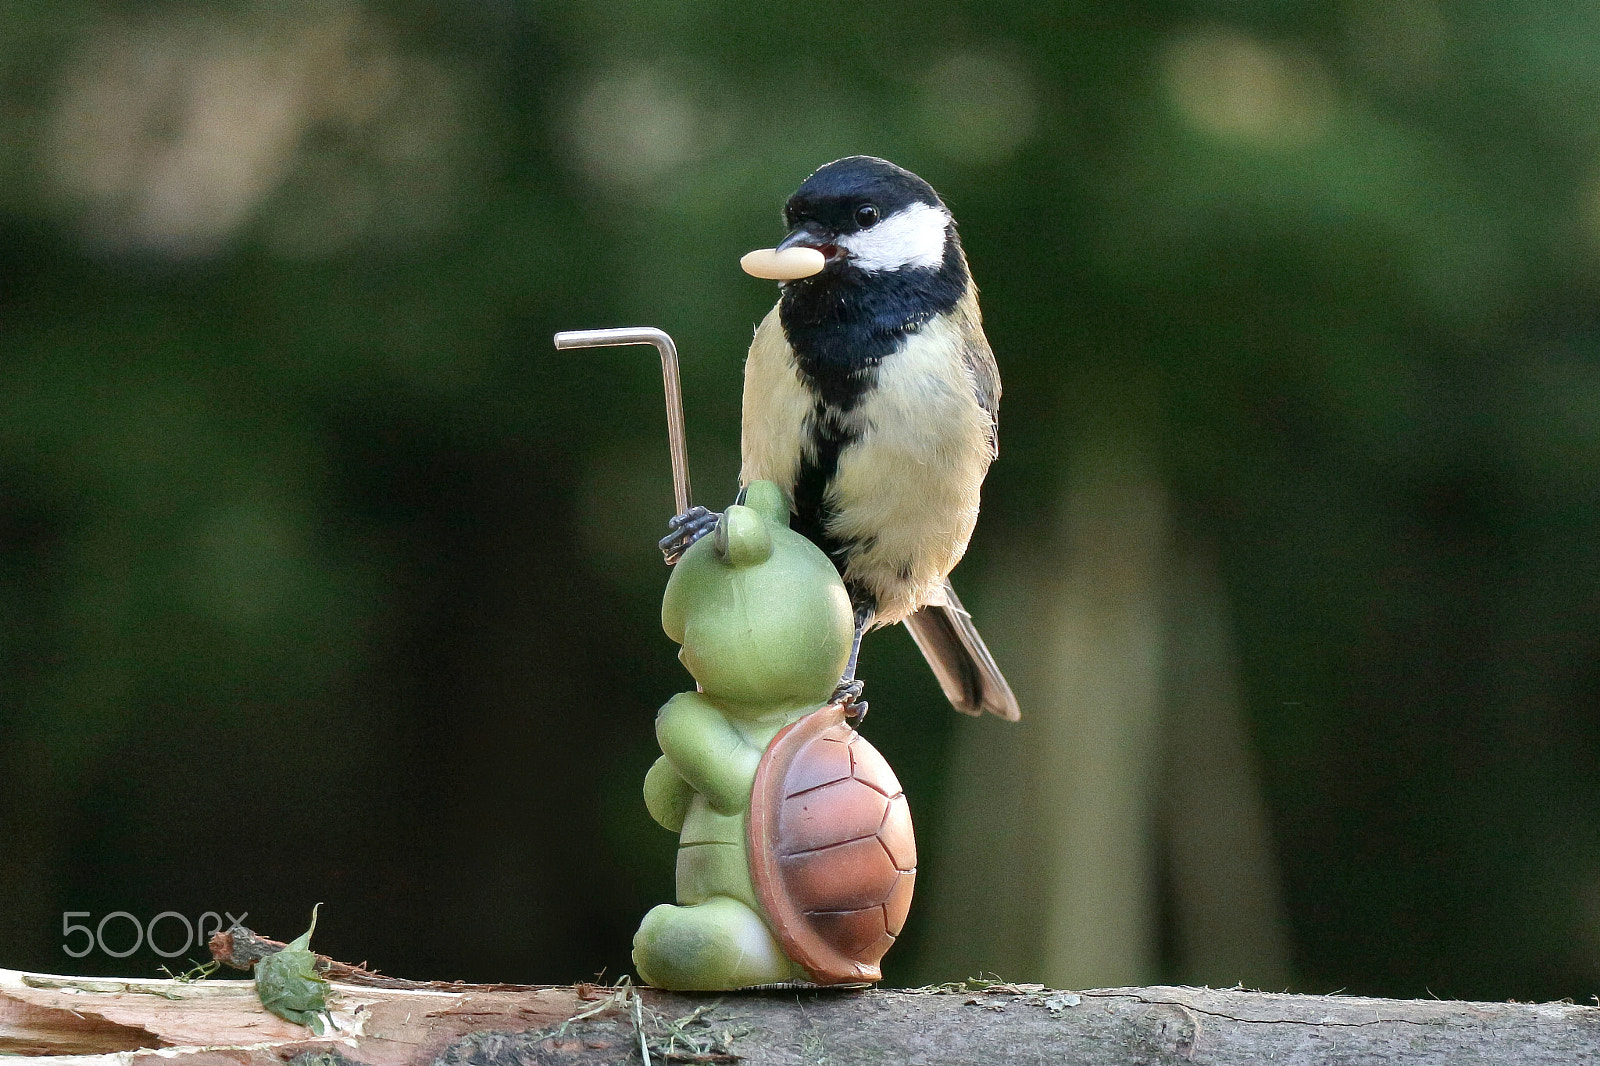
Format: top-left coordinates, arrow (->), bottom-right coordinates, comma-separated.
632,479 -> 917,990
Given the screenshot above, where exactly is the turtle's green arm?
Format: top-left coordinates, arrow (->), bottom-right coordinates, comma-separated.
655,692 -> 763,815
643,754 -> 695,831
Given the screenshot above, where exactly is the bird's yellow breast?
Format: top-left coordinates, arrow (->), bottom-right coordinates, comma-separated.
739,305 -> 811,494
738,300 -> 995,624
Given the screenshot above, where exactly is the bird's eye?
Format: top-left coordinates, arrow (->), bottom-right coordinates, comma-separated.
855,204 -> 880,228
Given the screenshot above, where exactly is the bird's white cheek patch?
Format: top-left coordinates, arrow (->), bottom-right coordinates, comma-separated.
838,202 -> 950,272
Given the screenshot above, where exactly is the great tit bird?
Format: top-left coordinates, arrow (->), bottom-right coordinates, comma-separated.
666,155 -> 1018,721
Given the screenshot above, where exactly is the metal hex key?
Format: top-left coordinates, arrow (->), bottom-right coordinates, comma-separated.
553,327 -> 693,517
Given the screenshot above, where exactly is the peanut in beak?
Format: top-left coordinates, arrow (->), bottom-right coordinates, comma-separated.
740,246 -> 826,280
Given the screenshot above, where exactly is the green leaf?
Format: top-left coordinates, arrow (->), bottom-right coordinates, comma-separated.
256,905 -> 331,1033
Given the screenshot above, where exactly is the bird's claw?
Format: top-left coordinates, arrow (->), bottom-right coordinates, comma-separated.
831,679 -> 867,720
660,506 -> 719,564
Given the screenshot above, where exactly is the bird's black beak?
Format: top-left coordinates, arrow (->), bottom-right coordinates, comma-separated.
777,222 -> 842,262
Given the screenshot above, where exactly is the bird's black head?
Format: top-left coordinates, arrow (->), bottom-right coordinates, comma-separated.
778,156 -> 959,276
775,157 -> 971,395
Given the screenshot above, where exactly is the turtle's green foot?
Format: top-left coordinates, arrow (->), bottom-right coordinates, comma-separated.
632,896 -> 802,990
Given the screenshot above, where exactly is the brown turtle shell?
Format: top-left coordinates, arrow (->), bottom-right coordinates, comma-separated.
748,703 -> 916,985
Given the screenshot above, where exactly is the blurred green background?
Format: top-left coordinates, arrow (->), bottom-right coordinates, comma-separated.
3,0 -> 1600,1003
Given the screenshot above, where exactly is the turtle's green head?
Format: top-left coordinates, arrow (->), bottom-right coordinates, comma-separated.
662,481 -> 852,709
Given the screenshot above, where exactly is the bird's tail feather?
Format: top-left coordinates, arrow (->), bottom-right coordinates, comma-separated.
903,581 -> 1020,721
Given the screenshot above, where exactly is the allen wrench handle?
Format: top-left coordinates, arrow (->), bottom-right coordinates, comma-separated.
553,327 -> 693,517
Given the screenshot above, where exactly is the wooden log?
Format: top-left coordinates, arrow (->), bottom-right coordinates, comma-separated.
3,969 -> 1598,1066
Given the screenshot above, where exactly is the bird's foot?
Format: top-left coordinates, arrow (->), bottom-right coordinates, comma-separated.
831,679 -> 867,721
660,506 -> 719,564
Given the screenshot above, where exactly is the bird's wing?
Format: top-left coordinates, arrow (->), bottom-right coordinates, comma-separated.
966,334 -> 1000,460
955,289 -> 1001,459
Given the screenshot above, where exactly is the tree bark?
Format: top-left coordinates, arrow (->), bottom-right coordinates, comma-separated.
4,969 -> 1597,1066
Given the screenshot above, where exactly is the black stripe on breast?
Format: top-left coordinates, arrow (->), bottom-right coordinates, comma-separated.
790,401 -> 876,615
